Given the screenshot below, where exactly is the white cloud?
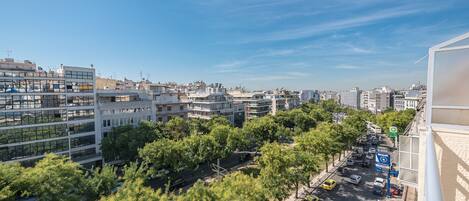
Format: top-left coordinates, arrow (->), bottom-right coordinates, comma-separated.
247,5 -> 436,42
335,64 -> 362,69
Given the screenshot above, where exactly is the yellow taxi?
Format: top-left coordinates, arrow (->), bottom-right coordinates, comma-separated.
320,179 -> 337,191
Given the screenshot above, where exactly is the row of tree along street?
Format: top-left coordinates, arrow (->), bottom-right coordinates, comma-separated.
0,100 -> 415,201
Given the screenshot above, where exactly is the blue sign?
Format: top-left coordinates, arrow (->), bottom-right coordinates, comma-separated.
375,152 -> 391,166
390,170 -> 399,177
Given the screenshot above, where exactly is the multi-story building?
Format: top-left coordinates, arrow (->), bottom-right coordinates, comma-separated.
229,91 -> 271,121
320,91 -> 340,102
96,91 -> 152,138
360,90 -> 369,110
0,58 -> 101,167
285,91 -> 301,110
393,94 -> 406,111
398,32 -> 469,201
339,87 -> 361,109
299,89 -> 320,103
148,84 -> 190,122
393,90 -> 423,111
265,89 -> 300,115
366,86 -> 392,113
188,83 -> 234,124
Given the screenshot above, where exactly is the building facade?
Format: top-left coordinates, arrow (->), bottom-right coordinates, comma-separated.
96,91 -> 153,138
366,86 -> 392,113
299,89 -> 320,103
339,87 -> 361,109
187,84 -> 234,124
229,91 -> 271,121
0,58 -> 101,167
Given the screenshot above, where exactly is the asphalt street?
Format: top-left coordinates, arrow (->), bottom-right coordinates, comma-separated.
311,133 -> 398,201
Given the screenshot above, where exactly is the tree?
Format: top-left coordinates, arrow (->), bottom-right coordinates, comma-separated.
182,134 -> 219,167
189,118 -> 210,135
18,154 -> 87,201
210,172 -> 267,201
166,117 -> 190,140
275,109 -> 316,132
139,139 -> 187,172
257,143 -> 295,201
102,121 -> 162,162
0,163 -> 24,201
101,178 -> 170,201
180,181 -> 216,201
243,116 -> 290,146
85,165 -> 118,200
209,125 -> 243,158
206,116 -> 231,130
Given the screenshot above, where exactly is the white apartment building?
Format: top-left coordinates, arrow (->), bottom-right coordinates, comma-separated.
229,91 -> 271,121
394,90 -> 423,111
393,94 -> 406,111
366,86 -> 392,113
320,91 -> 340,102
96,91 -> 152,138
0,58 -> 101,167
299,89 -> 320,103
339,87 -> 361,109
187,83 -> 234,124
148,84 -> 190,122
360,91 -> 369,110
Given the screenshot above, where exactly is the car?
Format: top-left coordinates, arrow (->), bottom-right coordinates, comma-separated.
360,159 -> 371,168
346,159 -> 354,166
344,174 -> 362,185
366,153 -> 374,160
374,177 -> 386,188
368,147 -> 376,154
320,179 -> 337,191
373,185 -> 386,195
337,166 -> 351,176
305,195 -> 320,201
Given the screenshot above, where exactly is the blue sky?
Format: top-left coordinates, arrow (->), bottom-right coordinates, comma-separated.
1,0 -> 469,90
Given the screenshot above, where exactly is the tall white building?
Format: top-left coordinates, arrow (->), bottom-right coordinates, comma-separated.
364,86 -> 392,113
187,83 -> 234,124
339,87 -> 361,109
0,58 -> 101,167
265,89 -> 300,115
299,89 -> 320,103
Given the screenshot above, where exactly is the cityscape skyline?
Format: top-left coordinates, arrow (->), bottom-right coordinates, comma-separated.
1,0 -> 468,90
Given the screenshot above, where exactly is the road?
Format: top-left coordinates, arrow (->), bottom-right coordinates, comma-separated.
310,133 -> 399,201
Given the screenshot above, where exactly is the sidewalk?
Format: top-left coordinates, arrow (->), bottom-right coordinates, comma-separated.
286,151 -> 352,201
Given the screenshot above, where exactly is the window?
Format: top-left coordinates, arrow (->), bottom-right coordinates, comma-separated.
157,107 -> 162,112
167,106 -> 172,111
180,105 -> 184,110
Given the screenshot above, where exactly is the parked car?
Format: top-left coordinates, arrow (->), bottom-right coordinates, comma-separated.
346,159 -> 354,166
373,177 -> 386,188
373,184 -> 386,195
344,174 -> 362,185
320,179 -> 337,191
368,147 -> 376,154
337,166 -> 350,176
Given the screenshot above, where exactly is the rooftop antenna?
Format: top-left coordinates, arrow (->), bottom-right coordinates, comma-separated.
139,71 -> 143,80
